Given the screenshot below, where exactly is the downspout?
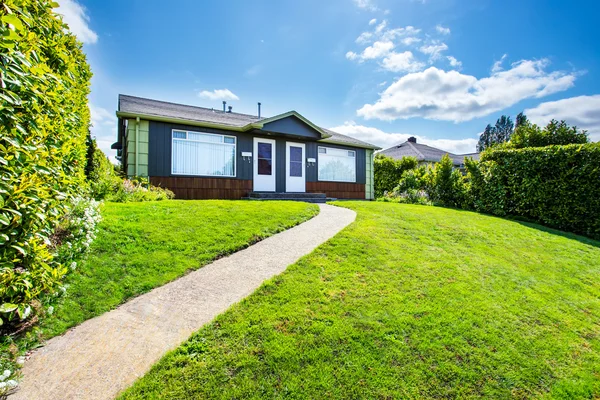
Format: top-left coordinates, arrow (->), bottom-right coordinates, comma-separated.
135,117 -> 140,176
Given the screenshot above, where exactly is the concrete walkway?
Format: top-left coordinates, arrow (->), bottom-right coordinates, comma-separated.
12,204 -> 356,400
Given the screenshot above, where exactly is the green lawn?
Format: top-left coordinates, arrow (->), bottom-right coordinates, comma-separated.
120,202 -> 600,399
40,200 -> 318,339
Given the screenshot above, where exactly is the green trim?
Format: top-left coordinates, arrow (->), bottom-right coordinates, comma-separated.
365,149 -> 374,200
126,119 -> 149,177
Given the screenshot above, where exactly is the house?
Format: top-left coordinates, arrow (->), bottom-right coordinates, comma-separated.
377,137 -> 479,167
112,95 -> 381,200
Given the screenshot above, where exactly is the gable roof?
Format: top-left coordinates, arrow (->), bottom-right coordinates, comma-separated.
379,139 -> 478,165
117,95 -> 380,150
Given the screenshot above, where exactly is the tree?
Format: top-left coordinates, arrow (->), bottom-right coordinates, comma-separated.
476,115 -> 515,152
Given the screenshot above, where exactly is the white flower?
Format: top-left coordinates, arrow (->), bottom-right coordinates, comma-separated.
22,305 -> 31,320
70,262 -> 77,270
47,306 -> 54,315
0,370 -> 10,381
6,380 -> 17,388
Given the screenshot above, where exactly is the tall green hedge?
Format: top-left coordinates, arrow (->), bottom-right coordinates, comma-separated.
0,1 -> 92,322
466,144 -> 600,239
374,154 -> 418,198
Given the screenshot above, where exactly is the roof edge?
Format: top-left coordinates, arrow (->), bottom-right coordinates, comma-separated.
116,111 -> 257,132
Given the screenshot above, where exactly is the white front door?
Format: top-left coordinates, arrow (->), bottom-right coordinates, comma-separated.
253,138 -> 276,192
286,142 -> 305,192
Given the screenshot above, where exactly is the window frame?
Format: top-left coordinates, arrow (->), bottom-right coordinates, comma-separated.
171,129 -> 237,177
317,145 -> 357,183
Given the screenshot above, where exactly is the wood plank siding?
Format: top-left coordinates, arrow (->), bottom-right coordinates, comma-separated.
150,177 -> 252,200
306,182 -> 365,199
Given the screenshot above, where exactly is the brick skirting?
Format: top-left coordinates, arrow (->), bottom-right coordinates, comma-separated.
149,177 -> 252,200
306,181 -> 365,199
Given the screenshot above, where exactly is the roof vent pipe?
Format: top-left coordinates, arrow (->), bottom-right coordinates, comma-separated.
228,105 -> 232,113
222,101 -> 226,112
408,136 -> 417,143
258,102 -> 261,118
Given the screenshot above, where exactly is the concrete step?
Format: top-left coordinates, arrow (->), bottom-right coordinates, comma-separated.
248,192 -> 326,199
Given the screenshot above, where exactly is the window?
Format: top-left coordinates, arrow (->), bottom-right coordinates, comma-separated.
318,146 -> 356,182
172,130 -> 236,177
289,146 -> 303,177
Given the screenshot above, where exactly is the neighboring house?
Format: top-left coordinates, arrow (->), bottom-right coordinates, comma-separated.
378,137 -> 479,167
112,95 -> 381,200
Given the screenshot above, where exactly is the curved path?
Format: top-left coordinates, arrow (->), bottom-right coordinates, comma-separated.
12,204 -> 356,400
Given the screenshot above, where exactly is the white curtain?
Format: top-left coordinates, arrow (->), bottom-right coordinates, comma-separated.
318,147 -> 356,182
172,139 -> 235,176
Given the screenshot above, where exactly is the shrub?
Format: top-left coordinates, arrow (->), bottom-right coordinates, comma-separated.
107,178 -> 175,203
426,154 -> 468,208
86,140 -> 121,200
509,120 -> 589,149
0,1 -> 92,327
382,167 -> 431,205
466,143 -> 600,239
374,154 -> 418,198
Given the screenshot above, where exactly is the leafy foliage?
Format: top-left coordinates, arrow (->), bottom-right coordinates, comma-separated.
107,177 -> 175,202
86,139 -> 122,200
373,154 -> 418,198
426,154 -> 468,207
508,119 -> 589,149
465,143 -> 600,239
0,0 -> 92,327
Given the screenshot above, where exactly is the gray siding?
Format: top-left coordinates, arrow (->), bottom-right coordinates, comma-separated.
262,116 -> 321,139
148,121 -> 253,179
148,121 -> 366,188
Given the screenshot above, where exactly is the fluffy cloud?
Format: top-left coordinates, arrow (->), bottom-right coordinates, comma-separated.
55,0 -> 98,44
357,59 -> 576,122
330,121 -> 478,154
369,18 -> 377,25
198,89 -> 240,101
435,25 -> 451,35
447,56 -> 462,69
525,95 -> 600,141
381,51 -> 425,73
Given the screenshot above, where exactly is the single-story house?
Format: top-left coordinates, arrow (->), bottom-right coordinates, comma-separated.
112,95 -> 381,200
377,137 -> 479,167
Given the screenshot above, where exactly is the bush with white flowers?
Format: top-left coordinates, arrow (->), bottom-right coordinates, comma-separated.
0,368 -> 17,396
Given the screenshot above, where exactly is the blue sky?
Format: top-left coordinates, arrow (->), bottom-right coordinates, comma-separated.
57,0 -> 600,160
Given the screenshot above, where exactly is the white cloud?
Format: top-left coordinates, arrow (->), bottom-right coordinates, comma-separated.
447,56 -> 462,69
402,37 -> 421,46
55,0 -> 98,44
419,41 -> 448,62
357,59 -> 577,122
362,41 -> 394,59
525,95 -> 600,142
492,54 -> 508,73
381,51 -> 425,73
330,121 -> 478,154
435,25 -> 451,35
346,51 -> 359,61
369,18 -> 377,25
353,0 -> 378,11
198,89 -> 240,101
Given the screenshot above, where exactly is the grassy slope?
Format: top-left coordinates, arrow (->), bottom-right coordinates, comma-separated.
121,202 -> 600,399
40,200 -> 318,339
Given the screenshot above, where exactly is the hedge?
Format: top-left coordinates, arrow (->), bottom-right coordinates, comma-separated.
466,144 -> 600,239
374,154 -> 418,198
0,1 -> 92,326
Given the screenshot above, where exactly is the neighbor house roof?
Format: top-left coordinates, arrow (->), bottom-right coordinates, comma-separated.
378,137 -> 478,165
117,95 -> 381,150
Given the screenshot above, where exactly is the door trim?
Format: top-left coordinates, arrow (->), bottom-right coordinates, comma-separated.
253,137 -> 276,192
285,141 -> 306,193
